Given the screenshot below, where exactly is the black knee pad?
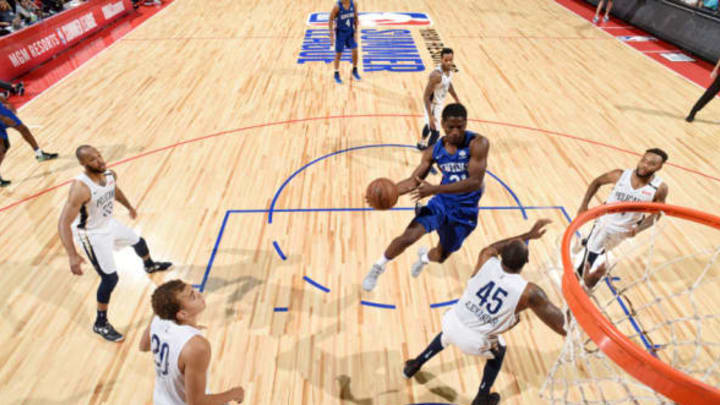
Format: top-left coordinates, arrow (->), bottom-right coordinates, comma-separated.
491,342 -> 507,362
421,124 -> 431,139
427,129 -> 441,147
576,251 -> 600,276
97,272 -> 119,304
132,237 -> 149,257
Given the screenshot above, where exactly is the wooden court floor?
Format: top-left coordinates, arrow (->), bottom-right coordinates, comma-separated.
1,0 -> 719,403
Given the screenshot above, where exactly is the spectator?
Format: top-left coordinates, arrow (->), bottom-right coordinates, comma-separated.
0,80 -> 24,99
17,0 -> 41,23
701,0 -> 718,10
593,0 -> 614,24
0,0 -> 20,36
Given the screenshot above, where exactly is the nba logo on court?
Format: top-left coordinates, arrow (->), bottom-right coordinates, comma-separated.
307,12 -> 432,27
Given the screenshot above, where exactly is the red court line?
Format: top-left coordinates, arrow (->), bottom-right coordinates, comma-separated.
1,114 -> 718,215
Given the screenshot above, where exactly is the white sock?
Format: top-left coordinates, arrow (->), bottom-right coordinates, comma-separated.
375,255 -> 390,267
420,252 -> 430,264
34,148 -> 42,157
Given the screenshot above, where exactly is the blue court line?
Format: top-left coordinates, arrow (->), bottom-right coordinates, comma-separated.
486,171 -> 527,220
429,299 -> 459,308
274,307 -> 289,312
604,277 -> 656,355
197,210 -> 231,293
303,275 -> 330,293
267,144 -> 529,224
361,300 -> 396,309
272,241 -> 287,260
268,144 -> 412,224
230,206 -> 563,214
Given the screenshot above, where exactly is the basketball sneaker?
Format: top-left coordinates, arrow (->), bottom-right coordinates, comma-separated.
471,392 -> 500,405
603,15 -> 609,23
36,151 -> 59,161
402,359 -> 422,379
352,67 -> 361,81
362,264 -> 385,291
0,177 -> 11,187
93,322 -> 125,342
411,247 -> 429,278
145,261 -> 173,273
334,71 -> 343,84
592,16 -> 599,24
14,82 -> 24,96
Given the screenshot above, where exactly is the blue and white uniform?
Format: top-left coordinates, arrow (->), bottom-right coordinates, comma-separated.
334,0 -> 357,53
414,131 -> 484,253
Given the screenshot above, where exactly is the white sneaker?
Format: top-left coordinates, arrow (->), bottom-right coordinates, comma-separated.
411,247 -> 429,278
603,15 -> 609,23
592,16 -> 599,24
363,264 -> 385,291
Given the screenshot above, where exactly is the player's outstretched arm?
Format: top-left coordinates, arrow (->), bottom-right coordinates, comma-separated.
110,170 -> 137,219
184,336 -> 245,405
58,180 -> 90,275
577,169 -> 623,215
396,147 -> 433,195
472,219 -> 552,275
428,136 -> 488,196
526,283 -> 567,336
632,182 -> 669,236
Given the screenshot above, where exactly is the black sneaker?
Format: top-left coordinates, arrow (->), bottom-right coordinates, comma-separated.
471,392 -> 500,405
36,151 -> 59,161
0,177 -> 11,187
145,261 -> 172,273
14,82 -> 24,96
93,322 -> 125,342
403,359 -> 422,379
685,114 -> 695,123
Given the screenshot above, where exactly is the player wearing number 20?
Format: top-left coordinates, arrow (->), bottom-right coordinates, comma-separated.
403,220 -> 567,405
363,103 -> 489,291
140,280 -> 245,405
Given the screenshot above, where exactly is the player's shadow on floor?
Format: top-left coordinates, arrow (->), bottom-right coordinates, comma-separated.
15,143 -> 146,184
10,386 -> 107,405
276,321 -> 406,404
616,105 -> 720,125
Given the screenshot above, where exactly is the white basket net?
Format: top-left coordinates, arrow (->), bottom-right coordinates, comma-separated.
540,204 -> 720,404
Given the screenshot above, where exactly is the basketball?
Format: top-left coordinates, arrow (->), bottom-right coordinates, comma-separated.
365,178 -> 398,210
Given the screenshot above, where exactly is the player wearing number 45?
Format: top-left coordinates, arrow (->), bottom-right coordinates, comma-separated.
363,103 -> 489,291
140,280 -> 245,404
403,220 -> 567,405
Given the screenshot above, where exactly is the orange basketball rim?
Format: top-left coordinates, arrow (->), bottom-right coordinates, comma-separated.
561,202 -> 720,405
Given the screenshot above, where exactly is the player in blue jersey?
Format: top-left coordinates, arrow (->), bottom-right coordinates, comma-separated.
0,95 -> 58,187
328,0 -> 361,84
363,103 -> 490,291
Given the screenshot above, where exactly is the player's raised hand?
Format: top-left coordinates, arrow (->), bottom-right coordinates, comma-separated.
411,176 -> 436,200
527,219 -> 552,240
69,253 -> 86,276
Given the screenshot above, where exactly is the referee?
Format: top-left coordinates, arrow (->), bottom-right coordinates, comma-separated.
686,56 -> 720,122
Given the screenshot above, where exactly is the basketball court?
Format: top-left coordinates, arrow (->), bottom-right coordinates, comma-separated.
1,0 -> 719,404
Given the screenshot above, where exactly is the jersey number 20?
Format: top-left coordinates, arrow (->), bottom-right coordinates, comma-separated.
151,334 -> 170,376
475,281 -> 508,314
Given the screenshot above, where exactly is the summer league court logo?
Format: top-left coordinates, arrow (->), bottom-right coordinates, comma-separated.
297,12 -> 431,72
306,12 -> 432,27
